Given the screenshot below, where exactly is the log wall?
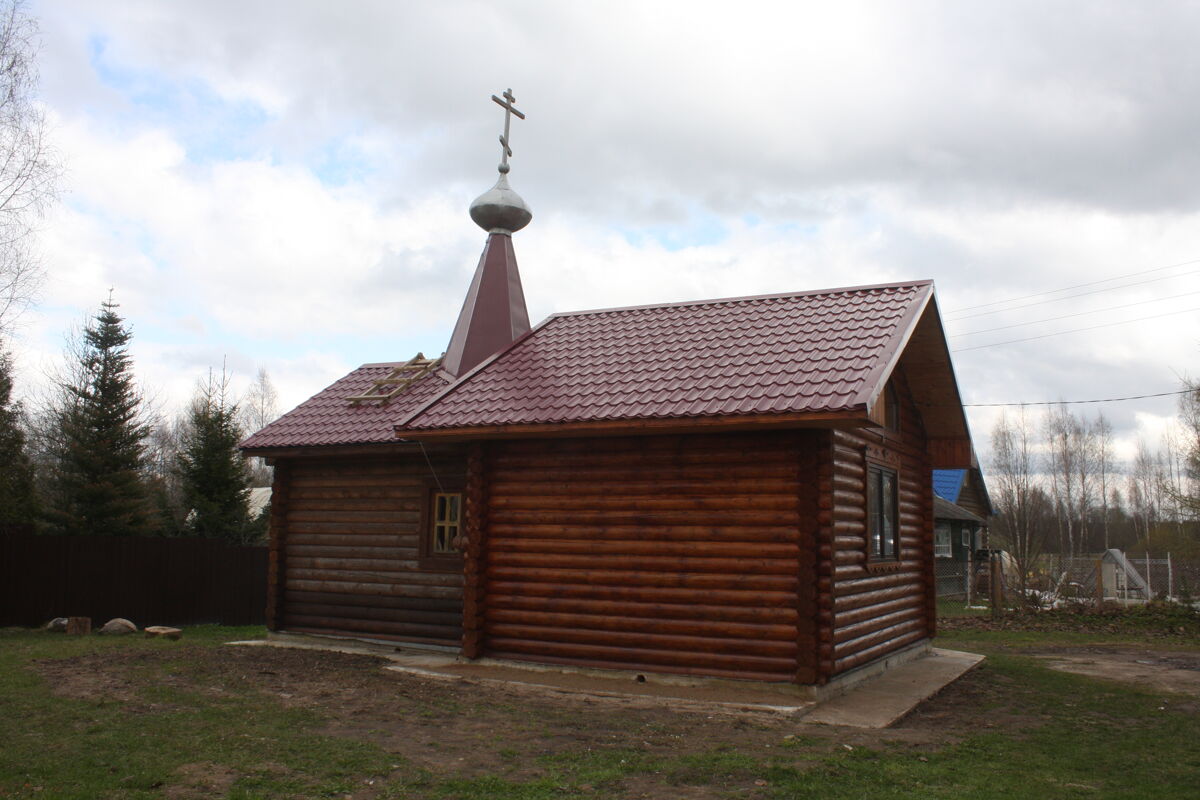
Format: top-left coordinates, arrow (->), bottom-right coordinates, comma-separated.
277,454 -> 466,646
481,431 -> 816,682
823,371 -> 935,678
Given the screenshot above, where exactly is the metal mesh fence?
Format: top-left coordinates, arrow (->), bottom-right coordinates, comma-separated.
934,557 -> 994,617
1050,553 -> 1200,604
935,551 -> 1200,619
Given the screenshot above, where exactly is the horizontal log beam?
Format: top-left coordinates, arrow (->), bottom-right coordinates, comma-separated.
486,566 -> 797,592
486,594 -> 799,625
486,580 -> 796,608
485,608 -> 797,642
487,551 -> 800,575
487,538 -> 800,559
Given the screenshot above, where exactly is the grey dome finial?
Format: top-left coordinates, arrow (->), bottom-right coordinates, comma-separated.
470,88 -> 532,234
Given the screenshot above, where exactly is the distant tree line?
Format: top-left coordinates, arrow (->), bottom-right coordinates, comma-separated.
0,296 -> 280,543
990,388 -> 1200,593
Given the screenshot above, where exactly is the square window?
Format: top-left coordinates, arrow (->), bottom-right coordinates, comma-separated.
431,492 -> 462,555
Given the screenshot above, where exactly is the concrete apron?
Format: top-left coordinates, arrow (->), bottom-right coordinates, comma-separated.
228,634 -> 984,729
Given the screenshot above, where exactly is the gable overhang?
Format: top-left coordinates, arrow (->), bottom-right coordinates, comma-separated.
854,287 -> 975,469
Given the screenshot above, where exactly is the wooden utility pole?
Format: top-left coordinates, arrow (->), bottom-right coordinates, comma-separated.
990,555 -> 1003,619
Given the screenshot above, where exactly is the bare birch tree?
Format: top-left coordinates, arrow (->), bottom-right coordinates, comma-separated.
1128,439 -> 1162,547
1095,413 -> 1114,550
0,0 -> 58,334
1044,404 -> 1104,560
990,409 -> 1047,595
241,366 -> 279,488
1172,378 -> 1200,520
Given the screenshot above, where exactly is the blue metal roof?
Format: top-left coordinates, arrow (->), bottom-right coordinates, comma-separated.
932,469 -> 966,502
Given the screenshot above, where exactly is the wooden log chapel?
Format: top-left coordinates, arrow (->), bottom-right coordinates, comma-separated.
241,90 -> 979,689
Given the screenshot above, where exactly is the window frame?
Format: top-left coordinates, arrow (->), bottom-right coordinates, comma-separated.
934,522 -> 953,558
418,478 -> 465,571
866,463 -> 900,562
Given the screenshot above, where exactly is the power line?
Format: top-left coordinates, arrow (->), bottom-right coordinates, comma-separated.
950,305 -> 1200,352
945,268 -> 1200,321
949,288 -> 1200,338
943,256 -> 1200,316
961,389 -> 1191,408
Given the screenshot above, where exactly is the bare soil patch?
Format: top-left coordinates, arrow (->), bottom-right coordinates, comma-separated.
1026,646 -> 1200,697
33,643 -> 967,784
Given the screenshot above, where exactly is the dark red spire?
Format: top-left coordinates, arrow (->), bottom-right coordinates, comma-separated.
442,232 -> 531,377
443,89 -> 533,378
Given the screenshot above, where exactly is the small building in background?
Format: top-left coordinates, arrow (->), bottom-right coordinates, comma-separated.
932,467 -> 993,600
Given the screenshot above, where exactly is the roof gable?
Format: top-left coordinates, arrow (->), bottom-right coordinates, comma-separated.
933,469 -> 966,502
397,280 -> 938,435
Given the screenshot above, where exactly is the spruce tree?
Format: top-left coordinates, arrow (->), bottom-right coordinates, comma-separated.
48,297 -> 151,536
0,342 -> 38,524
178,369 -> 253,543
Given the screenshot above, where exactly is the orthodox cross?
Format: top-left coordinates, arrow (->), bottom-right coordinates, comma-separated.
491,88 -> 525,174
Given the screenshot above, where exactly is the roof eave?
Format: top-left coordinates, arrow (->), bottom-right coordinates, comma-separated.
240,441 -> 429,459
393,408 -> 870,441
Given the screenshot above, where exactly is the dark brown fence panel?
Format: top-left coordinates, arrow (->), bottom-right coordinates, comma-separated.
0,532 -> 267,627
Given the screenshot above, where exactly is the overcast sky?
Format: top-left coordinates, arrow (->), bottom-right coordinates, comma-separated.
12,0 -> 1200,463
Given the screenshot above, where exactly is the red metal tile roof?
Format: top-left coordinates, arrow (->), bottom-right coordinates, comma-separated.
397,280 -> 932,433
240,362 -> 450,450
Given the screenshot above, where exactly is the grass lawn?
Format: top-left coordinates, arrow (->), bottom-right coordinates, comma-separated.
1,617 -> 1197,799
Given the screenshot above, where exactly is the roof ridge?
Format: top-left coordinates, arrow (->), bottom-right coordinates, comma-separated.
547,279 -> 933,320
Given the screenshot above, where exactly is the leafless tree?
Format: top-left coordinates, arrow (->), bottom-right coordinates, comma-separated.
990,409 -> 1049,595
241,366 -> 279,487
1044,404 -> 1107,561
241,366 -> 279,434
1128,439 -> 1161,547
1095,412 -> 1114,550
0,0 -> 59,335
1160,420 -> 1194,532
1173,377 -> 1200,520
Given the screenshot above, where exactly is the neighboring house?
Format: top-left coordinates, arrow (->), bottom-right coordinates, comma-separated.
241,149 -> 980,689
932,467 -> 993,556
932,468 -> 992,598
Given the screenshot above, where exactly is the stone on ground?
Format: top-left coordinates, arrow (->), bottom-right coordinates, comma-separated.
98,618 -> 137,635
144,625 -> 182,640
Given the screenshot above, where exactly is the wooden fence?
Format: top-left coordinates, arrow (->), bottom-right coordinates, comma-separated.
0,531 -> 267,628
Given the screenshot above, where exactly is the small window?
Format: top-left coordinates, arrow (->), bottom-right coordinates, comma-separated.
867,465 -> 899,560
431,492 -> 462,554
961,528 -> 972,549
884,382 -> 900,432
934,523 -> 953,558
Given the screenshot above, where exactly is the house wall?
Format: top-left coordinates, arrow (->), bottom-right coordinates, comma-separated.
479,431 -> 818,682
269,453 -> 466,646
821,373 -> 935,679
955,474 -> 990,521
